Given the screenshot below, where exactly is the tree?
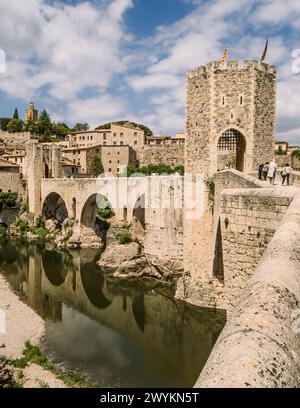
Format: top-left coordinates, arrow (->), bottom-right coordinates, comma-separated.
292,149 -> 300,159
52,122 -> 70,139
13,108 -> 19,120
89,155 -> 104,176
72,123 -> 89,132
7,119 -> 23,133
38,109 -> 53,138
0,118 -> 11,131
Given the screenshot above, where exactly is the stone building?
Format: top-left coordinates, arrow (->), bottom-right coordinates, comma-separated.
275,141 -> 289,155
62,144 -> 137,176
145,133 -> 185,146
68,122 -> 146,150
0,158 -> 21,193
185,60 -> 276,177
2,146 -> 27,178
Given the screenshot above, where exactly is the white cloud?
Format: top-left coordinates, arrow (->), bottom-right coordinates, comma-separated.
68,94 -> 126,128
0,0 -> 132,123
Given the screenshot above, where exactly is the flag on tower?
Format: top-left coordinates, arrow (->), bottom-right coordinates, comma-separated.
220,48 -> 228,67
261,38 -> 269,63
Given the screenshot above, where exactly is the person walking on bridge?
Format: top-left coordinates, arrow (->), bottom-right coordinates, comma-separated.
281,163 -> 293,186
262,162 -> 269,181
267,160 -> 277,185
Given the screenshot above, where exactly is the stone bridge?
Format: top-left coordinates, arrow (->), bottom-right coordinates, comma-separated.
40,175 -> 185,260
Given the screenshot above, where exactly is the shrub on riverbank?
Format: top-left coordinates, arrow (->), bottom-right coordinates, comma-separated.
0,225 -> 7,238
0,342 -> 99,388
116,228 -> 135,245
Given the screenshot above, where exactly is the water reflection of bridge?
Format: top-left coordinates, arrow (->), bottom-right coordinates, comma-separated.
1,243 -> 225,386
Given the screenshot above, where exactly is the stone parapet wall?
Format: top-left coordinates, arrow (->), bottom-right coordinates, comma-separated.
0,131 -> 39,146
196,192 -> 300,388
214,169 -> 266,226
219,188 -> 298,309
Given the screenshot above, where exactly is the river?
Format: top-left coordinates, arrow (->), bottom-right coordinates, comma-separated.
0,240 -> 226,388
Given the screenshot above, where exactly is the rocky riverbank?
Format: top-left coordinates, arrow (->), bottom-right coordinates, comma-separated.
0,274 -> 67,388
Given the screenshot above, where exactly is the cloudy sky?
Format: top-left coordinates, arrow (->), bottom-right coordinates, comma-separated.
0,0 -> 299,142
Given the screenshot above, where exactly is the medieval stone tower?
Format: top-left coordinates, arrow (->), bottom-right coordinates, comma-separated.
182,60 -> 277,287
185,60 -> 277,177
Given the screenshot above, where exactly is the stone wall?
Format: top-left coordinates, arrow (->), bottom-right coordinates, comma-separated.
0,131 -> 39,146
0,169 -> 21,194
136,146 -> 184,168
218,188 -> 297,309
196,192 -> 300,388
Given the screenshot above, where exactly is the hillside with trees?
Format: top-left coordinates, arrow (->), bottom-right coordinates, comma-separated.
96,120 -> 153,137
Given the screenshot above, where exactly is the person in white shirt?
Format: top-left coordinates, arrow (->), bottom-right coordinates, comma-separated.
281,163 -> 293,186
267,160 -> 277,185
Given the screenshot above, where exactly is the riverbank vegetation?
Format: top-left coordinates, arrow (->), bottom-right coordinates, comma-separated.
0,342 -> 99,388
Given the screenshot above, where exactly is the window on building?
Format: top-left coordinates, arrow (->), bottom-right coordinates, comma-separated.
117,160 -> 120,164
120,141 -> 124,145
134,132 -> 137,137
240,95 -> 243,105
109,168 -> 112,172
113,133 -> 117,137
103,134 -> 106,140
120,133 -> 123,137
109,160 -> 112,164
103,142 -> 107,145
117,168 -> 119,173
134,141 -> 137,145
114,142 -> 117,145
222,96 -> 225,106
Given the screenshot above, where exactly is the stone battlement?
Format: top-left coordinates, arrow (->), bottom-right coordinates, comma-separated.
187,60 -> 276,78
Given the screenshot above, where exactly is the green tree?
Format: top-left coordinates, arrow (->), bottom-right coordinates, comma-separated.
72,123 -> 89,132
292,149 -> 300,159
7,118 -> 24,133
38,109 -> 53,138
89,155 -> 104,176
0,117 -> 12,131
52,122 -> 70,139
13,108 -> 19,120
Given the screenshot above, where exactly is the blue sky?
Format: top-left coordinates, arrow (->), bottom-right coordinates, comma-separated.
0,0 -> 300,142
